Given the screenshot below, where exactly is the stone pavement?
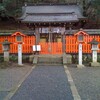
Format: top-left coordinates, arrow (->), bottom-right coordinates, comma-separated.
10,65 -> 73,100
68,65 -> 100,100
0,64 -> 32,100
0,64 -> 100,100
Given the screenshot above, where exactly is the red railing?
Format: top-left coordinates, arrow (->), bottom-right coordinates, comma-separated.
66,35 -> 100,53
39,42 -> 62,54
0,35 -> 100,54
0,36 -> 35,53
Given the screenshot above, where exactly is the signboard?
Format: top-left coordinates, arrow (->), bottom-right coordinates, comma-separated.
33,45 -> 41,51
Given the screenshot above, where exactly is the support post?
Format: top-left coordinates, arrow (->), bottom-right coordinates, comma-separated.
18,44 -> 23,65
62,33 -> 65,54
35,27 -> 40,54
48,26 -> 52,53
61,26 -> 66,54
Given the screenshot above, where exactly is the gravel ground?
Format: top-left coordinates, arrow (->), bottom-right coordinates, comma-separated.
11,65 -> 73,100
0,63 -> 32,100
0,91 -> 9,100
0,64 -> 32,91
68,65 -> 100,100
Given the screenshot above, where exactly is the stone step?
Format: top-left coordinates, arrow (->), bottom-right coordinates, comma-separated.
32,54 -> 72,65
38,57 -> 63,65
33,56 -> 38,65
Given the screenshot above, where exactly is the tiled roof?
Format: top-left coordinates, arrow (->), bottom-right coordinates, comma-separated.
20,4 -> 85,23
21,14 -> 79,23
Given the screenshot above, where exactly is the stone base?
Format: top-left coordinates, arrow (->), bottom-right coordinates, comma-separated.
77,64 -> 85,68
62,54 -> 72,65
90,62 -> 100,67
29,54 -> 34,62
18,64 -> 24,66
4,52 -> 9,62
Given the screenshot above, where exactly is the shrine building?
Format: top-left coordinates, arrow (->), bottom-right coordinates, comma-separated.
19,3 -> 86,54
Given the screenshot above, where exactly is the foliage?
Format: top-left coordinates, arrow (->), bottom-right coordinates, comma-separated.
22,56 -> 29,63
10,55 -> 18,62
87,0 -> 100,22
0,56 -> 4,62
0,0 -> 21,18
72,55 -> 78,64
82,54 -> 92,64
97,55 -> 100,63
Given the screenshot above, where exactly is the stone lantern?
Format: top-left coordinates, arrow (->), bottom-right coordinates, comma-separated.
88,38 -> 100,67
1,39 -> 11,62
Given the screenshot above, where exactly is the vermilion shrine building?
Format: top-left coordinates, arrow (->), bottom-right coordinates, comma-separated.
0,4 -> 100,55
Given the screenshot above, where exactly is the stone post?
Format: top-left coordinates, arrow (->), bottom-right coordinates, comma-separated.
77,43 -> 85,68
18,44 -> 23,65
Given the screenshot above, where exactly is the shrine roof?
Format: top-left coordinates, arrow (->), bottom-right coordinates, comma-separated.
19,4 -> 85,23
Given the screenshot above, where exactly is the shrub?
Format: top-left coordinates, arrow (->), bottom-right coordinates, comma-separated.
10,55 -> 18,62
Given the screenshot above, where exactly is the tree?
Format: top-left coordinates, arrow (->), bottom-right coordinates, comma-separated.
87,0 -> 100,21
0,0 -> 21,19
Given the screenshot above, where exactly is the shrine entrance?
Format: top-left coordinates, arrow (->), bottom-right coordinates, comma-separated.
39,33 -> 62,54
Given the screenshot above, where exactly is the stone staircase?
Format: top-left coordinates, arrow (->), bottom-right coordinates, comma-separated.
33,55 -> 63,65
32,54 -> 72,65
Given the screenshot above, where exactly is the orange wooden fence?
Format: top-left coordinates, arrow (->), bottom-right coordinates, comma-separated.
39,42 -> 62,54
66,35 -> 100,53
0,36 -> 35,53
0,35 -> 100,54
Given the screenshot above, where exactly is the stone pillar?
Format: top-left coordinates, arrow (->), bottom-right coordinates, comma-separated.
77,43 -> 85,68
79,43 -> 82,65
18,44 -> 23,65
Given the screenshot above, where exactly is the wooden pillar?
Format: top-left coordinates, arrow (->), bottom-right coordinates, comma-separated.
62,27 -> 66,54
62,33 -> 65,54
69,23 -> 72,34
48,26 -> 52,53
35,27 -> 40,45
35,26 -> 40,54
